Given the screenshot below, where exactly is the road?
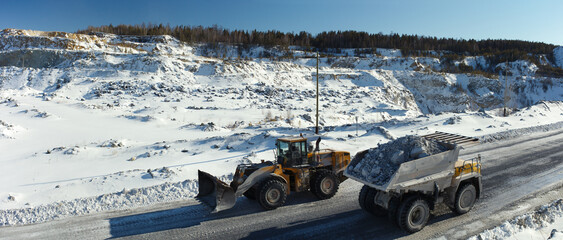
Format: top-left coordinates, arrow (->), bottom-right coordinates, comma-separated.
1,129 -> 563,239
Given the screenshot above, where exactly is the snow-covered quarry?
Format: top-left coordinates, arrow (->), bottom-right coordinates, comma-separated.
0,28 -> 562,236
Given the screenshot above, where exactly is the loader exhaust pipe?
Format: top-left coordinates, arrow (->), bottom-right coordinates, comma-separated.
196,170 -> 236,212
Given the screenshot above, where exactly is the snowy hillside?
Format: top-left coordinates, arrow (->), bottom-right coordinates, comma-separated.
0,29 -> 562,226
555,46 -> 563,69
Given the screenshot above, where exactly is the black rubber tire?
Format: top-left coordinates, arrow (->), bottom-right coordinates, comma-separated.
243,186 -> 256,200
397,196 -> 430,233
257,179 -> 287,210
358,185 -> 370,211
365,188 -> 386,216
453,184 -> 477,214
387,198 -> 400,226
311,170 -> 340,199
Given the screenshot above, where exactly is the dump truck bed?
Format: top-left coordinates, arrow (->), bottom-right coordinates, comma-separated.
344,132 -> 478,193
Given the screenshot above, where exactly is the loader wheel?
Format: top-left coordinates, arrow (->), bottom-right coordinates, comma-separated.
257,179 -> 287,210
359,185 -> 386,216
398,196 -> 430,233
453,184 -> 476,214
243,186 -> 256,200
311,170 -> 339,199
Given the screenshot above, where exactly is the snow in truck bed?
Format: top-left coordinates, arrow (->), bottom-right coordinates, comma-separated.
345,135 -> 449,186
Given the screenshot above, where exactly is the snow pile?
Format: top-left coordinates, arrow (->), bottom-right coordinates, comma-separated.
0,174 -> 230,226
0,119 -> 24,139
345,135 -> 449,185
469,199 -> 563,240
480,121 -> 563,143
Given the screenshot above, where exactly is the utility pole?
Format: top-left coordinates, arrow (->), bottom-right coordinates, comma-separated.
503,60 -> 509,117
355,116 -> 358,139
315,52 -> 319,134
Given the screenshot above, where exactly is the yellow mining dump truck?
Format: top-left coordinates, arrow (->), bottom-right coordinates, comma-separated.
197,136 -> 351,212
344,132 -> 482,233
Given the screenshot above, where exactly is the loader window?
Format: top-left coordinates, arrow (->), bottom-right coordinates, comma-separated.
277,141 -> 289,165
277,141 -> 289,156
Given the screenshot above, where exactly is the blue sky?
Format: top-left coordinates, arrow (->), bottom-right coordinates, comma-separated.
1,0 -> 562,45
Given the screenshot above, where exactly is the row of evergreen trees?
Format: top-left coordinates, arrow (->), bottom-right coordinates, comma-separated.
76,23 -> 562,77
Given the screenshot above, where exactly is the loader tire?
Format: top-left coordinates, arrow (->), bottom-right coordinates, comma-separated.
398,196 -> 430,233
453,184 -> 476,214
311,170 -> 339,200
257,179 -> 287,210
243,186 -> 256,200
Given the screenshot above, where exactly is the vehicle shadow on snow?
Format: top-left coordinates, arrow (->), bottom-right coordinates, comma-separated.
106,192 -> 458,239
106,191 -> 363,238
106,203 -> 207,238
106,194 -> 318,238
241,209 -> 407,240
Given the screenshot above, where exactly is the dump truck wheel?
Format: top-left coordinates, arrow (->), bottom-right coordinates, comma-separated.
311,170 -> 340,199
453,184 -> 476,214
366,188 -> 386,216
359,185 -> 386,216
243,186 -> 256,200
387,198 -> 400,226
257,179 -> 287,210
358,185 -> 370,211
398,196 -> 430,233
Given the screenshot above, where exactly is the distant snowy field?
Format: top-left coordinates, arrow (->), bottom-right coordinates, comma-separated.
1,29 -> 562,228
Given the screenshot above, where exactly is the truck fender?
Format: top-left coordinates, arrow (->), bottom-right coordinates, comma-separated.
449,177 -> 481,204
234,167 -> 287,197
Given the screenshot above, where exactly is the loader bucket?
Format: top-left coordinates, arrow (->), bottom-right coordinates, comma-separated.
196,170 -> 236,212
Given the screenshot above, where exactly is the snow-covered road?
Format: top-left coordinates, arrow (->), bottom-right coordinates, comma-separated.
1,129 -> 562,240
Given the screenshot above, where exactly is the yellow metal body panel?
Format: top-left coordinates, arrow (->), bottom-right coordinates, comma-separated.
266,151 -> 352,193
453,159 -> 481,178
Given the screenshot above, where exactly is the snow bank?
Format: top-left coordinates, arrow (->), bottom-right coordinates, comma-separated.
0,175 -> 231,226
479,121 -> 563,143
469,199 -> 563,240
0,119 -> 24,139
345,135 -> 448,185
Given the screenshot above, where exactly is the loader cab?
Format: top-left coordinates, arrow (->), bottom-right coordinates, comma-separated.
276,138 -> 308,167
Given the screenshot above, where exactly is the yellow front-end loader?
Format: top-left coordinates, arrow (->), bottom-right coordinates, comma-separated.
197,136 -> 351,212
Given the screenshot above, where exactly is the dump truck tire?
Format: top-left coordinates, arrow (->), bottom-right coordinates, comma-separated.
387,198 -> 400,226
398,196 -> 430,233
257,178 -> 287,210
358,185 -> 370,211
359,185 -> 386,216
311,170 -> 339,199
243,186 -> 256,200
366,188 -> 386,216
453,184 -> 477,214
